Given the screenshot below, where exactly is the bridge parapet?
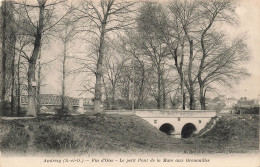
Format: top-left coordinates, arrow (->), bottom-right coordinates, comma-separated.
134,109 -> 216,118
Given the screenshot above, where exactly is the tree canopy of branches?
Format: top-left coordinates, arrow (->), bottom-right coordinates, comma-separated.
134,0 -> 249,110
0,0 -> 250,115
76,0 -> 136,112
11,0 -> 70,116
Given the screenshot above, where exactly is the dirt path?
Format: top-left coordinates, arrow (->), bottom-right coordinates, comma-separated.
24,125 -> 36,153
1,117 -> 35,120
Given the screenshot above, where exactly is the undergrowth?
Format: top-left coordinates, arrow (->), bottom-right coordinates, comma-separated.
0,114 -> 258,155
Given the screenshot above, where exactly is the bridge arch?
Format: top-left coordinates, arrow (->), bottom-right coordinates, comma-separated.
159,123 -> 175,135
181,123 -> 197,138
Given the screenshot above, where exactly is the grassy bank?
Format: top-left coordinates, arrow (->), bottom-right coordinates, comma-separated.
0,113 -> 259,155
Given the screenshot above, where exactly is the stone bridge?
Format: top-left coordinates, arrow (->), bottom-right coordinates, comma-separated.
106,109 -> 217,138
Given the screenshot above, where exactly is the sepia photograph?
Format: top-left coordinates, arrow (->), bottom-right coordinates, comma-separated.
0,0 -> 259,166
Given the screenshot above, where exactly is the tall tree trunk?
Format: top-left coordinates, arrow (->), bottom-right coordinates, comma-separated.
199,81 -> 206,110
180,76 -> 185,110
188,40 -> 195,110
10,34 -> 16,115
61,38 -> 67,110
94,73 -> 102,112
137,66 -> 145,108
102,76 -> 110,109
173,44 -> 188,110
0,0 -> 7,114
162,73 -> 166,108
27,1 -> 45,116
9,3 -> 16,115
126,80 -> 130,107
198,18 -> 214,110
131,59 -> 135,110
27,62 -> 37,116
111,85 -> 115,108
183,92 -> 186,110
16,52 -> 21,115
94,24 -> 106,112
199,36 -> 207,110
36,48 -> 41,114
157,68 -> 161,109
11,54 -> 15,115
189,88 -> 195,110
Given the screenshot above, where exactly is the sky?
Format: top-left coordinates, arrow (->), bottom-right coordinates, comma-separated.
224,0 -> 260,99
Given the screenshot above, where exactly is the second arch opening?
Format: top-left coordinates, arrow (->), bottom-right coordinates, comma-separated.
181,123 -> 197,138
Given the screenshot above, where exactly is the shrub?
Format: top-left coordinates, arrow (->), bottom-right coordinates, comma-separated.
34,124 -> 78,151
55,106 -> 70,116
0,101 -> 11,116
0,124 -> 29,152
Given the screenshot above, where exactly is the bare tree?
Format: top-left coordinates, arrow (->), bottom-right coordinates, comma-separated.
103,46 -> 129,109
12,0 -> 70,116
76,0 -> 136,112
0,1 -> 8,114
137,2 -> 170,109
169,1 -> 201,110
35,46 -> 54,113
10,22 -> 16,115
198,33 -> 249,109
133,0 -> 249,111
118,31 -> 150,109
14,31 -> 32,115
197,0 -> 247,109
55,16 -> 78,111
161,0 -> 249,110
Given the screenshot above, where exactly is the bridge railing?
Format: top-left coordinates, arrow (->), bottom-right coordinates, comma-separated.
20,94 -> 94,107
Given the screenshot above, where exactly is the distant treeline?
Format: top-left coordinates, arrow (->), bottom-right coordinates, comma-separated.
233,105 -> 259,115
